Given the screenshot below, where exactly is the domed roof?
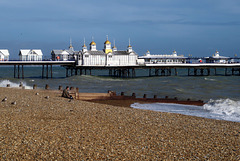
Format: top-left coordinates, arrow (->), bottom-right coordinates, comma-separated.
90,41 -> 96,45
82,44 -> 87,47
104,40 -> 111,44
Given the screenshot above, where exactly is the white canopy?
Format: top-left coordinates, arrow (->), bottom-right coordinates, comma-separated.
19,49 -> 43,56
0,50 -> 10,56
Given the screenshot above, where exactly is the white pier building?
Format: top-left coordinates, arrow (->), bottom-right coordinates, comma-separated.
51,39 -> 79,61
19,49 -> 43,61
0,50 -> 10,61
205,51 -> 229,63
77,38 -> 138,66
138,50 -> 187,64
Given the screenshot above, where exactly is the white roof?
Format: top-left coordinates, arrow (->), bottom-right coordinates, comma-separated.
0,50 -> 10,56
19,49 -> 43,56
61,50 -> 70,55
205,55 -> 229,59
139,54 -> 187,59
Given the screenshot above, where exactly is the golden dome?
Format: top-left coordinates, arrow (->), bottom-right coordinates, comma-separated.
82,44 -> 87,47
128,45 -> 132,48
90,41 -> 96,45
104,40 -> 111,44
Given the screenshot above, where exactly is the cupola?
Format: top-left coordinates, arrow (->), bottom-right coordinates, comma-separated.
104,35 -> 112,54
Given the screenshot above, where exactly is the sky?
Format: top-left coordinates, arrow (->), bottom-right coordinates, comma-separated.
0,0 -> 240,59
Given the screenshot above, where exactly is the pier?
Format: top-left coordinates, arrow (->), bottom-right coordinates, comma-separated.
66,63 -> 240,78
0,61 -> 75,79
1,61 -> 240,78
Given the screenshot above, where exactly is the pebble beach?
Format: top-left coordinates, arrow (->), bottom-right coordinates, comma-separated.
0,87 -> 239,160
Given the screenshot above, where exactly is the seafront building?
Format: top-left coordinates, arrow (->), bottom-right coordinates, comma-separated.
138,50 -> 187,64
205,51 -> 229,63
51,39 -> 79,61
77,38 -> 138,66
0,49 -> 10,61
19,49 -> 43,61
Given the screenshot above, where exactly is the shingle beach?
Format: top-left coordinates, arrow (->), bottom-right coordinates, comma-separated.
0,87 -> 239,160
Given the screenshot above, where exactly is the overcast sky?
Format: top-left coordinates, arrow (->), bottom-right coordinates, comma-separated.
0,0 -> 240,59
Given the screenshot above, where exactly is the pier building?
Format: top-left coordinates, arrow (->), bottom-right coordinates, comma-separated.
51,39 -> 78,61
19,49 -> 43,61
0,49 -> 10,61
205,51 -> 229,63
77,38 -> 138,66
138,50 -> 187,64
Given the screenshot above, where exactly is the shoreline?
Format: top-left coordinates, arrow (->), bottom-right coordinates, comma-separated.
0,87 -> 239,160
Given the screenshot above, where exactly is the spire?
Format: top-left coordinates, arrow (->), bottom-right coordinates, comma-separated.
128,38 -> 132,47
69,37 -> 74,51
82,37 -> 86,47
127,38 -> 133,52
82,37 -> 87,52
113,39 -> 117,51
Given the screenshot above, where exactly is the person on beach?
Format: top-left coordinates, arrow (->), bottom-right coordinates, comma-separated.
62,86 -> 73,100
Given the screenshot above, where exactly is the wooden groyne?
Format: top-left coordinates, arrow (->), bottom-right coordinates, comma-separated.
75,90 -> 204,106
4,83 -> 204,106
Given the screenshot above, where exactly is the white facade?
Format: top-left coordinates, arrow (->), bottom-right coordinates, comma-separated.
51,50 -> 70,61
77,39 -> 138,66
205,51 -> 229,63
0,50 -> 10,61
138,50 -> 187,64
19,49 -> 43,61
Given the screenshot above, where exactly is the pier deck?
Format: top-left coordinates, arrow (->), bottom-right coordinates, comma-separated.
0,61 -> 240,78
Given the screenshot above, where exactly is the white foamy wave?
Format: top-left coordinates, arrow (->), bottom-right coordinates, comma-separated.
131,101 -> 240,122
204,77 -> 216,81
204,99 -> 240,118
0,80 -> 32,89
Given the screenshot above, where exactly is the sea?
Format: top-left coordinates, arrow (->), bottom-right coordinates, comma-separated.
0,66 -> 240,122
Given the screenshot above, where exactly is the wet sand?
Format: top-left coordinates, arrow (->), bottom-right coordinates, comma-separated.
0,87 -> 239,160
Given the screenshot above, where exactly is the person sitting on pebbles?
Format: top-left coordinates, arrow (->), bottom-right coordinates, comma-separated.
62,86 -> 73,100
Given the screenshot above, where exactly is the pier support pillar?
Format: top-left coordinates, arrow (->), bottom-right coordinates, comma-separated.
46,65 -> 49,79
194,68 -> 197,76
75,68 -> 78,75
155,69 -> 159,76
22,65 -> 24,79
18,65 -> 20,79
175,68 -> 177,76
132,68 -> 135,78
66,68 -> 69,77
207,68 -> 210,76
42,65 -> 44,79
51,65 -> 53,78
14,65 -> 16,78
200,68 -> 204,76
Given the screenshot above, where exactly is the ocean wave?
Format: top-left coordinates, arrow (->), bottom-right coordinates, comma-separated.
203,99 -> 240,118
0,80 -> 32,89
204,77 -> 216,81
131,100 -> 240,122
